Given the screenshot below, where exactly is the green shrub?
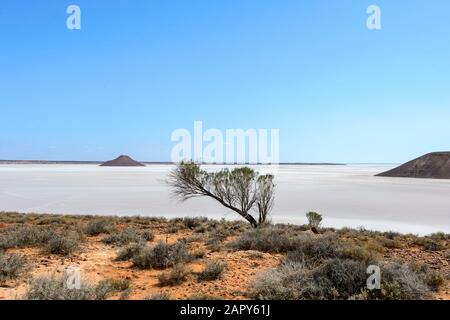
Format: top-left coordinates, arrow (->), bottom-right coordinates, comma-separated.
115,242 -> 146,261
146,292 -> 171,300
376,263 -> 431,300
429,232 -> 449,241
423,239 -> 443,251
46,232 -> 80,256
192,249 -> 207,259
197,261 -> 227,282
0,226 -> 55,249
421,270 -> 445,291
84,219 -> 115,236
182,217 -> 207,230
157,264 -> 190,286
24,274 -> 114,300
0,251 -> 27,281
97,278 -> 131,292
306,212 -> 322,229
132,241 -> 191,269
102,228 -> 154,246
284,233 -> 342,265
230,226 -> 299,253
250,259 -> 367,300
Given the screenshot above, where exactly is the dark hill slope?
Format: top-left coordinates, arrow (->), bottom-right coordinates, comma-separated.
376,152 -> 450,179
100,155 -> 145,167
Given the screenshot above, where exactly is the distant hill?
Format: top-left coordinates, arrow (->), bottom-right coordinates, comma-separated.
376,152 -> 450,179
100,155 -> 145,167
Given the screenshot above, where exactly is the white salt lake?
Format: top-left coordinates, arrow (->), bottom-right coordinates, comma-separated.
0,164 -> 449,235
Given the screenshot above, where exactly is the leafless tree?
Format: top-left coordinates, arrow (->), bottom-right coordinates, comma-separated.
168,162 -> 275,228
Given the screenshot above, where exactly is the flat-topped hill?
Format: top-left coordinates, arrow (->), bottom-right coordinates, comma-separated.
100,155 -> 145,167
377,152 -> 450,179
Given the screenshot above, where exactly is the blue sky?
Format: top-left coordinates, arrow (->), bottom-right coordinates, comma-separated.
1,0 -> 449,163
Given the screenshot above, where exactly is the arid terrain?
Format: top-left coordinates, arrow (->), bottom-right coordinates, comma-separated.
0,212 -> 448,300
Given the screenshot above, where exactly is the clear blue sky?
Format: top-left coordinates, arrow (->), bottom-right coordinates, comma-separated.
1,0 -> 449,163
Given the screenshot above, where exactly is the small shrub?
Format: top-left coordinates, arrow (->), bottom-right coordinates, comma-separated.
97,278 -> 131,292
158,264 -> 190,286
421,270 -> 445,291
182,217 -> 207,230
382,231 -> 401,240
188,293 -> 222,300
132,241 -> 191,269
340,245 -> 378,264
357,263 -> 433,300
24,274 -> 114,300
423,239 -> 443,251
146,292 -> 171,300
197,261 -> 227,282
250,259 -> 367,300
377,237 -> 402,249
46,233 -> 80,256
204,228 -> 231,251
306,212 -> 322,229
230,226 -> 298,253
192,249 -> 206,259
0,226 -> 55,249
0,251 -> 27,281
115,242 -> 146,261
284,233 -> 342,265
102,228 -> 154,246
84,219 -> 115,236
429,232 -> 449,241
168,224 -> 182,234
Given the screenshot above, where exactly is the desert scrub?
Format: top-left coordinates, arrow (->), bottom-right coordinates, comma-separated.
0,225 -> 55,249
229,226 -> 299,253
197,261 -> 227,282
182,217 -> 208,230
102,227 -> 154,246
84,219 -> 116,236
96,278 -> 131,294
205,228 -> 231,251
357,263 -> 432,300
249,259 -> 367,300
115,242 -> 146,261
191,248 -> 207,259
0,250 -> 27,282
46,232 -> 81,256
284,233 -> 342,265
146,292 -> 171,300
23,274 -> 115,300
132,241 -> 192,269
158,264 -> 190,286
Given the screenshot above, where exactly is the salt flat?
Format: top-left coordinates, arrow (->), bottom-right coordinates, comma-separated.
0,164 -> 449,235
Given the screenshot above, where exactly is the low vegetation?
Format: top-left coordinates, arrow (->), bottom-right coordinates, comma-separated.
102,227 -> 154,246
158,264 -> 191,286
129,241 -> 192,270
0,250 -> 27,282
197,261 -> 227,282
23,274 -> 115,300
84,219 -> 116,236
0,211 -> 447,300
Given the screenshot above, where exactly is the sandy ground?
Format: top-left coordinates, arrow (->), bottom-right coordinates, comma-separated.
0,228 -> 281,300
0,216 -> 448,300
